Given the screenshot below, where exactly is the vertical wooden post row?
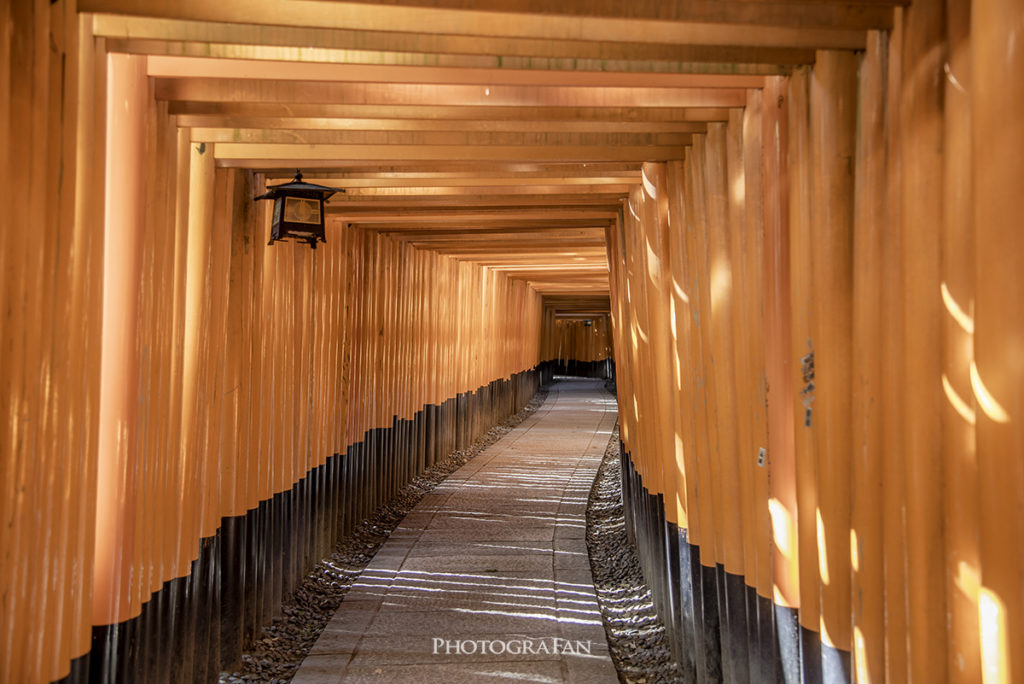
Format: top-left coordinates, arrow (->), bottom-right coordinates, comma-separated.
607,8 -> 1022,684
0,33 -> 550,683
539,311 -> 614,380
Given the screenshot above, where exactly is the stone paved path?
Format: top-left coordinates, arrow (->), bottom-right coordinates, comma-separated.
293,378 -> 619,683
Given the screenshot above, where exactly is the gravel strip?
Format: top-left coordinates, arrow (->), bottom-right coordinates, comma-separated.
586,422 -> 685,684
219,389 -> 549,684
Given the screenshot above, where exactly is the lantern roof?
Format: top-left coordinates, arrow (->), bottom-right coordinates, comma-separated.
254,170 -> 344,201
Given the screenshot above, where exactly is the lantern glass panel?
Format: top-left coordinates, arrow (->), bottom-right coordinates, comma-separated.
284,196 -> 321,224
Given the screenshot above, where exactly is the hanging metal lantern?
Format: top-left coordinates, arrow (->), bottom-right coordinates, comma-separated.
254,170 -> 344,249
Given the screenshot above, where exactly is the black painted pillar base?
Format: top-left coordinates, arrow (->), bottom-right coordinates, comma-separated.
619,442 -> 853,684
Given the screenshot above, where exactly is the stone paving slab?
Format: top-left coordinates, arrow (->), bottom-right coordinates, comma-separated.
293,379 -> 618,684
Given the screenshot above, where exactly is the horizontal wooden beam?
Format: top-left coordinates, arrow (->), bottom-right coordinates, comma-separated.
431,245 -> 609,255
332,208 -> 618,222
408,244 -> 605,254
545,303 -> 606,310
407,244 -> 605,253
327,184 -> 634,197
487,264 -> 608,272
191,127 -> 693,147
529,288 -> 610,295
347,219 -> 612,231
543,294 -> 611,308
517,271 -> 609,278
335,197 -> 625,210
413,241 -> 605,250
269,163 -> 640,178
156,78 -> 749,108
150,56 -> 767,89
178,115 -> 708,134
511,282 -> 610,291
412,248 -> 607,256
465,264 -> 608,272
83,1 -> 866,49
94,15 -> 814,67
467,263 -> 608,271
109,37 -> 797,75
528,286 -> 610,295
310,0 -> 895,30
528,283 -> 609,289
432,246 -> 606,254
336,204 -> 620,215
544,294 -> 611,301
170,101 -> 733,122
389,227 -> 606,238
439,251 -> 607,260
215,144 -> 688,164
399,227 -> 607,241
291,175 -> 637,188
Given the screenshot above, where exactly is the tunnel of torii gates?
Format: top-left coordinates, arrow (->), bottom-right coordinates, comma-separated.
1,0 -> 1023,683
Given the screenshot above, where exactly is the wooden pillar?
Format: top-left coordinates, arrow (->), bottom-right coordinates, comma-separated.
851,30 -> 888,684
172,128 -> 194,573
70,14 -> 106,672
705,124 -> 745,579
682,143 -> 715,571
92,52 -> 148,627
684,145 -> 719,571
726,106 -> 759,599
787,66 -> 821,661
941,0 -> 980,679
640,162 -> 679,524
46,6 -> 82,677
138,95 -> 180,620
972,0 -> 1024,681
254,178 -> 275,510
607,219 -> 636,454
666,160 -> 698,542
183,140 -> 217,540
0,3 -> 91,680
745,85 -> 776,616
811,49 -> 858,671
762,76 -> 800,620
625,185 -> 657,494
899,2 -> 948,680
881,9 -> 909,681
219,170 -> 248,520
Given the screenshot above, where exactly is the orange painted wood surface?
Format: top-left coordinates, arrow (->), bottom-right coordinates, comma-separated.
3,3 -> 1024,682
